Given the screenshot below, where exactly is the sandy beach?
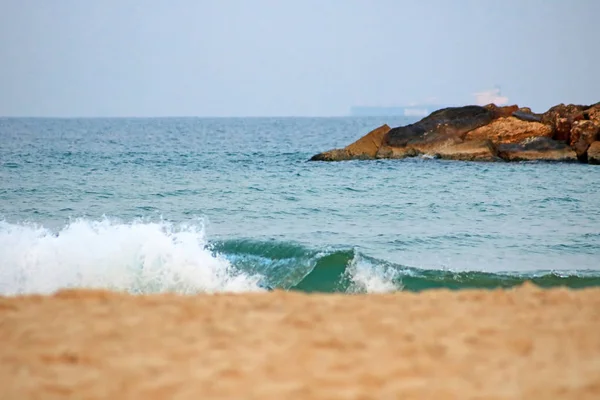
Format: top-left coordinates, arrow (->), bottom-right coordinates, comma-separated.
1,284 -> 599,399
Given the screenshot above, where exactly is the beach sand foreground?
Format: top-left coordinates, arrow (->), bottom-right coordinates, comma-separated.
1,284 -> 600,399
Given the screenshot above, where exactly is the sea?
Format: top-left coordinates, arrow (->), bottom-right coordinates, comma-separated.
1,116 -> 599,295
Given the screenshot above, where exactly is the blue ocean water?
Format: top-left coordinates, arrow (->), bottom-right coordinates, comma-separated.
1,117 -> 599,294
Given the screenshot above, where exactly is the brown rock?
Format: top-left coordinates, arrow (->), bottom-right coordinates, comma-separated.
570,121 -> 600,159
434,140 -> 500,162
344,124 -> 391,158
497,137 -> 577,162
386,106 -> 494,147
378,139 -> 500,162
310,124 -> 390,161
518,107 -> 532,113
484,103 -> 519,119
309,149 -> 353,161
499,104 -> 520,117
586,104 -> 600,123
541,103 -> 587,142
375,146 -> 418,159
403,132 -> 464,155
555,117 -> 572,141
587,141 -> 600,164
372,106 -> 495,160
464,116 -> 553,145
542,103 -> 587,124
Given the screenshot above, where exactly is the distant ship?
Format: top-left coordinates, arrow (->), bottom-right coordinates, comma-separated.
349,104 -> 449,117
350,87 -> 506,117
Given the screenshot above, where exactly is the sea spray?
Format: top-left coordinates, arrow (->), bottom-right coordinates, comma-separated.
346,253 -> 401,293
0,219 -> 264,295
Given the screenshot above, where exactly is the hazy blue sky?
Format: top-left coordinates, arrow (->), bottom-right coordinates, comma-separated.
1,0 -> 598,117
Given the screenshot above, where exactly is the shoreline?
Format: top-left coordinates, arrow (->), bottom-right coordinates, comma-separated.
2,285 -> 600,399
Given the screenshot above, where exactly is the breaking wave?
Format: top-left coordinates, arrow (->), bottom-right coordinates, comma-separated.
1,219 -> 599,296
0,219 -> 263,295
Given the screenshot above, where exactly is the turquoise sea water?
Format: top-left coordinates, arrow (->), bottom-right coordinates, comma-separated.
1,117 -> 599,294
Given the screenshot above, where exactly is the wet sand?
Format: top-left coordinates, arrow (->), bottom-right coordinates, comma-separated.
1,284 -> 600,399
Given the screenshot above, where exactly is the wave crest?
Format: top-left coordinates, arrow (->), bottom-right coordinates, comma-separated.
0,219 -> 264,295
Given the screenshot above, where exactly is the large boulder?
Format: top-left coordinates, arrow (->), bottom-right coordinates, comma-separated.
484,103 -> 519,119
585,103 -> 600,123
569,120 -> 600,160
541,103 -> 587,124
434,140 -> 500,162
385,106 -> 494,147
309,148 -> 353,162
541,103 -> 587,142
375,146 -> 418,159
371,106 -> 496,160
497,137 -> 577,162
464,117 -> 553,145
555,117 -> 572,141
376,139 -> 500,162
512,110 -> 543,123
310,124 -> 390,161
587,141 -> 600,164
344,124 -> 390,157
394,131 -> 464,155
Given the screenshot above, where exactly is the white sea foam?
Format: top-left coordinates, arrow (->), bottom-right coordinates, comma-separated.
347,253 -> 400,293
0,219 -> 264,296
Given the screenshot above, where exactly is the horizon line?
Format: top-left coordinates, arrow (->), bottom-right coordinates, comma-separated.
0,114 -> 414,119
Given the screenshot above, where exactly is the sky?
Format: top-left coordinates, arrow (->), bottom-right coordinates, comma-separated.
0,0 -> 598,117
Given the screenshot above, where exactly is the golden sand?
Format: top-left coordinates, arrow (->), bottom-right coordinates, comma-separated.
1,284 -> 600,399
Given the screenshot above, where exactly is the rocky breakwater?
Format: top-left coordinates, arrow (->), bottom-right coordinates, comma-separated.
310,102 -> 600,163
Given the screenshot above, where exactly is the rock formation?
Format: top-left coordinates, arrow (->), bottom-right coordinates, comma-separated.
497,137 -> 577,162
310,124 -> 390,161
310,102 -> 600,163
464,117 -> 553,144
570,121 -> 600,161
588,142 -> 600,165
